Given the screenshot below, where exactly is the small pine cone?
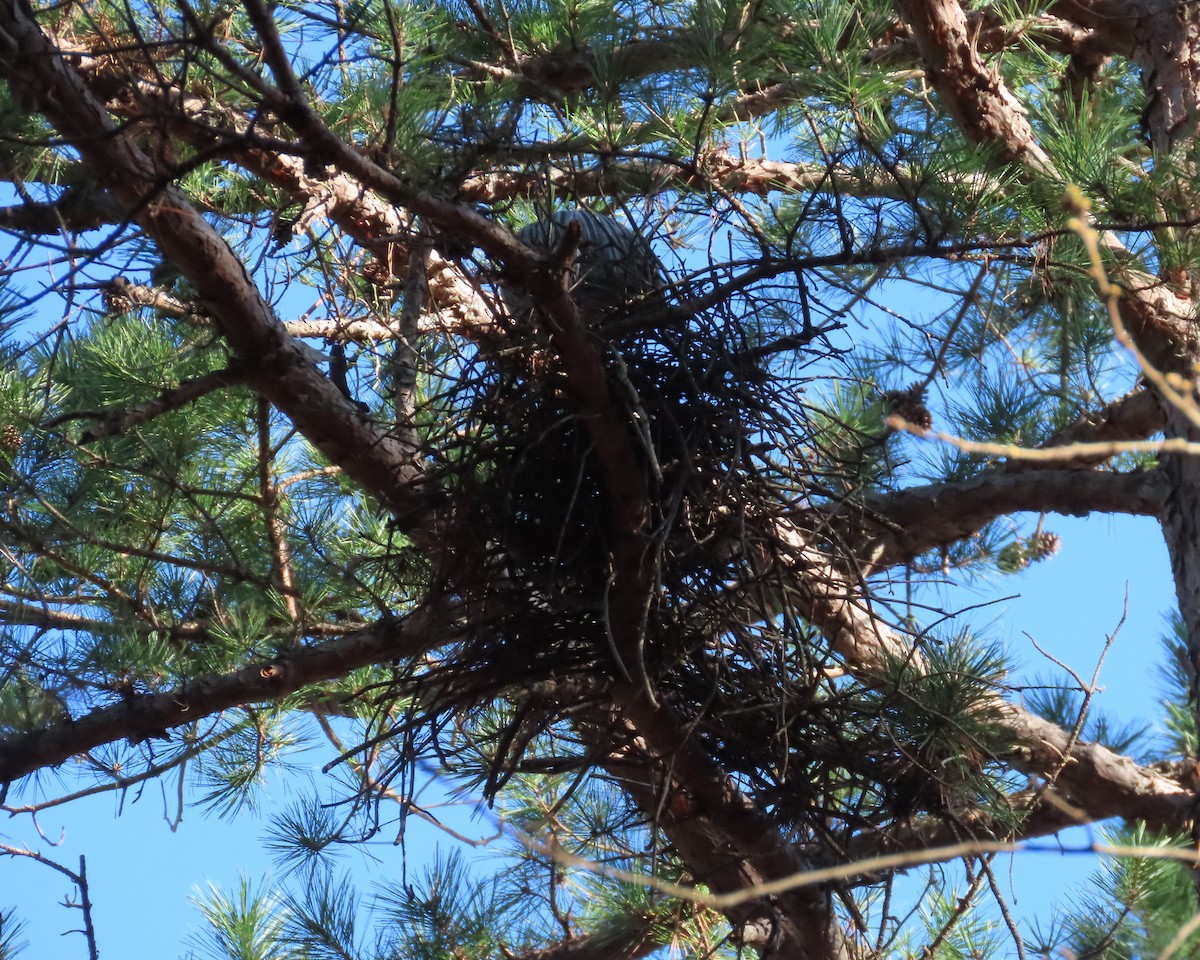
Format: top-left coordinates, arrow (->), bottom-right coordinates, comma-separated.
361,257 -> 395,289
996,540 -> 1030,574
898,399 -> 933,431
883,385 -> 934,432
103,278 -> 135,316
0,423 -> 22,452
269,215 -> 297,252
1028,531 -> 1061,562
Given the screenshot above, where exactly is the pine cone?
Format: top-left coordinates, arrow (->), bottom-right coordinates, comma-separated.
103,278 -> 135,316
270,214 -> 298,252
0,424 -> 21,452
1027,531 -> 1061,562
996,540 -> 1030,573
883,384 -> 933,432
361,256 -> 396,289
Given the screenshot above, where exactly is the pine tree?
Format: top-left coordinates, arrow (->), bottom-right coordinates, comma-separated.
1,0 -> 1200,957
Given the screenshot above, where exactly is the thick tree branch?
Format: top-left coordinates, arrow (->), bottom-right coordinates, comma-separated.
0,0 -> 435,528
1003,388 -> 1166,472
0,612 -> 440,784
845,776 -> 1192,862
1048,1 -> 1144,56
0,600 -> 118,636
867,11 -> 1110,65
516,921 -> 661,960
474,11 -> 1118,100
837,466 -> 1163,574
0,184 -> 127,235
764,519 -> 1191,828
1051,2 -> 1199,143
894,0 -> 1054,170
599,685 -> 843,959
101,278 -> 417,342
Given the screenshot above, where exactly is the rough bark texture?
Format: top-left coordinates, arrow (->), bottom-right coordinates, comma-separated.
895,0 -> 1053,169
0,616 -> 433,783
2,0 -> 1200,954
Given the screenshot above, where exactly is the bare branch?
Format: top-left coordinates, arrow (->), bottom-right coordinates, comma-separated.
0,611 -> 442,784
838,467 -> 1163,573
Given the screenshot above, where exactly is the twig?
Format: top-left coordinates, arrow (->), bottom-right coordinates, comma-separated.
0,846 -> 99,959
1064,186 -> 1200,431
890,419 -> 1200,461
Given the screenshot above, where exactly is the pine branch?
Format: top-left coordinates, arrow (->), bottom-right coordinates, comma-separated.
0,600 -> 121,637
458,153 -> 924,204
846,780 -> 1192,863
59,46 -> 497,334
472,12 -> 1116,102
46,367 -> 247,443
0,612 -> 437,785
825,389 -> 1168,573
866,11 -> 1108,66
594,684 -> 843,959
1050,1 -> 1148,58
0,2 -> 434,530
99,277 -> 419,342
760,518 -> 1192,831
842,467 -> 1163,573
515,921 -> 660,960
896,0 -> 1194,349
0,184 -> 128,235
1001,389 -> 1165,473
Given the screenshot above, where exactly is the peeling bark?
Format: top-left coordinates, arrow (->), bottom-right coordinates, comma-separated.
1056,1 -> 1200,153
894,0 -> 1054,170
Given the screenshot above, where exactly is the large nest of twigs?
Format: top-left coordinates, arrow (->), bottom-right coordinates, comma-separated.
427,215 -> 820,705
373,216 -> 1012,838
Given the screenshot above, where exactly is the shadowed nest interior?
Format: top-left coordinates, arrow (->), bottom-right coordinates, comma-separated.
373,212 -> 1005,837
444,211 -> 807,670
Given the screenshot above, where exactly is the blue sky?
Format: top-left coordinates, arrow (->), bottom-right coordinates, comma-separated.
0,232 -> 1183,955
1,509 -> 1178,957
0,113 -> 1182,956
4,754 -> 493,955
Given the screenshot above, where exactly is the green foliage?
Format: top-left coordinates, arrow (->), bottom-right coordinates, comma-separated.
375,851 -> 503,960
281,873 -> 362,960
863,634 -> 1015,818
0,0 -> 1195,958
918,886 -> 1005,960
190,875 -> 299,960
1157,613 -> 1197,758
807,378 -> 895,496
0,908 -> 27,960
197,711 -> 307,818
1052,825 -> 1200,960
263,795 -> 356,878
